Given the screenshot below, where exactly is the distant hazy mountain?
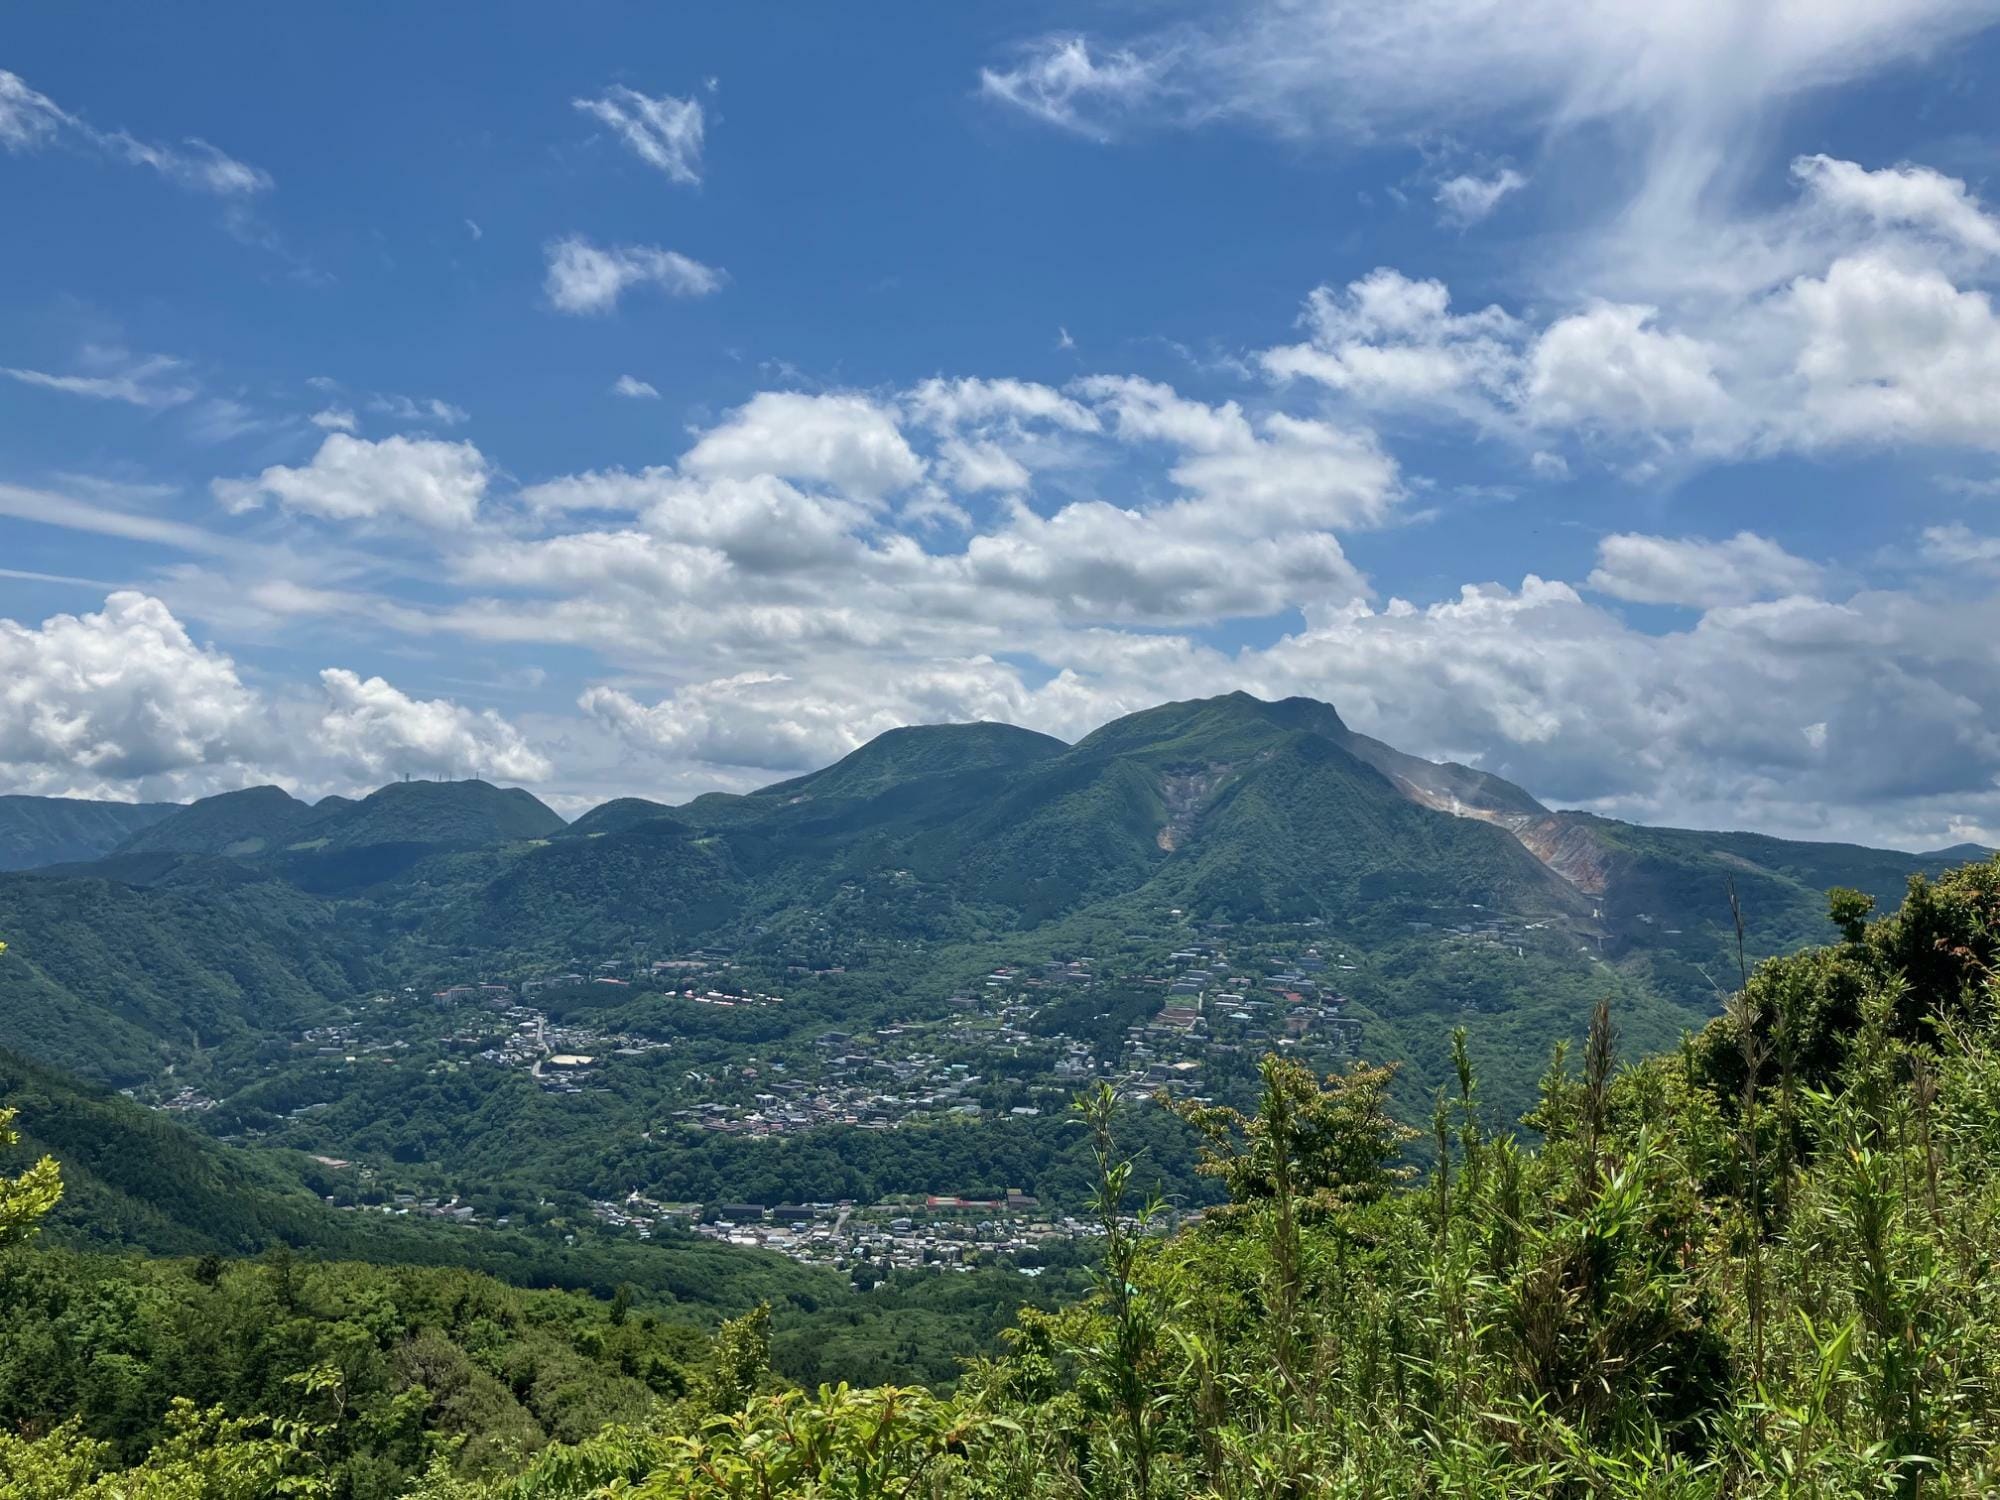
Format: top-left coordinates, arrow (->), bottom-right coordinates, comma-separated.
0,794 -> 176,871
104,779 -> 567,894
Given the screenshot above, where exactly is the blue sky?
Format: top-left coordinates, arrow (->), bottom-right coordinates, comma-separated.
5,2 -> 2000,848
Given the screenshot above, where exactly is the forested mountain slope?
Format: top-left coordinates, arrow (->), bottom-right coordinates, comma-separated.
0,794 -> 175,871
8,854 -> 2000,1495
0,869 -> 366,1082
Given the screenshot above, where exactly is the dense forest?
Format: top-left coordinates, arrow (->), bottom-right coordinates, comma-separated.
4,856 -> 2000,1494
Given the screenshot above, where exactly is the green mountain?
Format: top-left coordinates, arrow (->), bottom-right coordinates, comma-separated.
112,784 -> 315,857
0,692 -> 1959,1138
300,779 -> 566,851
566,796 -> 680,837
0,793 -> 177,870
690,721 -> 1067,815
0,867 -> 366,1082
484,693 -> 1583,949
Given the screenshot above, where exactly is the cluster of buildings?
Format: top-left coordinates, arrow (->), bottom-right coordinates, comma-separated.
587,1191 -> 1120,1274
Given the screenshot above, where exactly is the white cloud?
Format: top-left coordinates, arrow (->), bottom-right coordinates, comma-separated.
1076,375 -> 1402,530
584,673 -> 916,773
1260,268 -> 1519,411
905,377 -> 1101,494
611,375 -> 660,399
1435,167 -> 1528,226
1920,523 -> 2000,574
962,499 -> 1369,621
1,350 -> 195,409
214,433 -> 491,529
1257,158 -> 2000,469
310,407 -> 358,432
980,2 -> 1997,164
1523,302 -> 1730,437
1782,254 -> 2000,450
454,528 -> 732,595
1243,577 -> 2000,842
937,438 -> 1032,494
0,591 -> 553,797
906,377 -> 1100,433
1792,153 -> 2000,258
0,591 -> 265,786
543,235 -> 726,315
574,84 -> 705,185
1586,531 -> 1822,608
683,391 -> 925,498
0,69 -> 65,151
316,668 -> 552,783
978,37 -> 1164,140
368,392 -> 470,427
0,67 -> 269,195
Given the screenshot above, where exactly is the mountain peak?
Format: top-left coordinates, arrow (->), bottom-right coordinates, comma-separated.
111,784 -> 313,858
742,720 -> 1069,806
309,779 -> 565,850
1070,692 -> 1345,762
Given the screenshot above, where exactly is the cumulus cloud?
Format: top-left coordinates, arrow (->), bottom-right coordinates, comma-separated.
1077,375 -> 1402,530
1783,255 -> 2000,450
0,593 -> 552,797
316,668 -> 552,783
1792,153 -> 2000,259
544,235 -> 726,315
1255,579 -> 2000,844
1523,303 -> 1730,438
581,662 -> 1104,776
574,84 -> 705,185
683,391 -> 926,498
1256,158 -> 2000,468
1260,268 -> 1519,413
1586,531 -> 1822,608
214,433 -> 491,529
0,67 -> 269,195
905,377 -> 1102,494
0,591 -> 265,786
611,375 -> 659,399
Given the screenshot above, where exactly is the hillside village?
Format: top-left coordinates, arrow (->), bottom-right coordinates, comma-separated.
118,925 -> 1406,1271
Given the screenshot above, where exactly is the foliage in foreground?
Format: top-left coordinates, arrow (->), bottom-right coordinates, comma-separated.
7,858 -> 2000,1496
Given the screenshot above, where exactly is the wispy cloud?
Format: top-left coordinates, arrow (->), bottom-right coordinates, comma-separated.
0,67 -> 270,196
574,84 -> 706,185
979,37 -> 1164,142
1,349 -> 196,408
611,375 -> 660,399
1435,167 -> 1528,226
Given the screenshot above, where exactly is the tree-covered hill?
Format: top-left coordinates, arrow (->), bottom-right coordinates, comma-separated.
0,794 -> 175,871
0,869 -> 367,1082
112,785 -> 321,858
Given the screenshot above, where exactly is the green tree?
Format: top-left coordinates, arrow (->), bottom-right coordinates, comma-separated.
0,1104 -> 62,1248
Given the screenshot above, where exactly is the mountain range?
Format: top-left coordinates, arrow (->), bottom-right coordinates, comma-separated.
0,692 -> 1981,1090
